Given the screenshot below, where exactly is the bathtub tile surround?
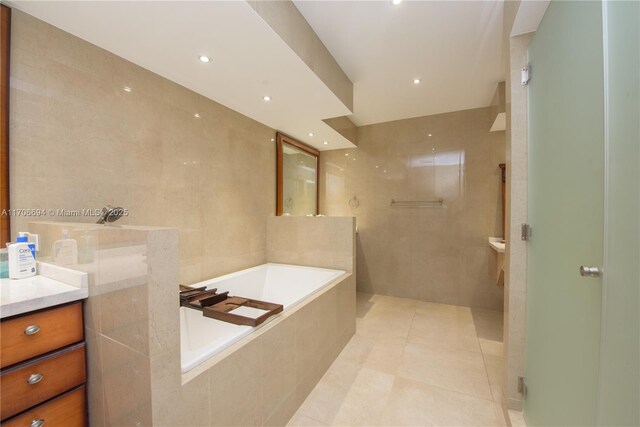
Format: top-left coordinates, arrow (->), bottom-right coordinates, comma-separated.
209,338 -> 262,427
9,10 -> 275,285
267,216 -> 356,273
261,314 -> 298,423
177,217 -> 356,427
267,216 -> 357,350
320,107 -> 505,310
181,264 -> 345,373
174,284 -> 356,427
29,216 -> 356,427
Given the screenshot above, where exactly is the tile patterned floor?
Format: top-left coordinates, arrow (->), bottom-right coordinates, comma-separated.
287,293 -> 506,427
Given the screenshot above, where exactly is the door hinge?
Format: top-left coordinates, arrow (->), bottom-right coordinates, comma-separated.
521,223 -> 531,241
521,66 -> 531,85
518,376 -> 527,396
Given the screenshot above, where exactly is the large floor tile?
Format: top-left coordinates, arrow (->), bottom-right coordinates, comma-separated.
287,413 -> 327,426
408,310 -> 481,353
356,306 -> 415,343
397,341 -> 493,400
294,359 -> 361,425
483,353 -> 504,403
368,294 -> 422,311
337,333 -> 405,376
471,308 -> 503,341
479,338 -> 504,357
380,377 -> 506,426
508,410 -> 527,427
330,366 -> 396,426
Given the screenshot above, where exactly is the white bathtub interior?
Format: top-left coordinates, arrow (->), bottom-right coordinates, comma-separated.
180,263 -> 345,373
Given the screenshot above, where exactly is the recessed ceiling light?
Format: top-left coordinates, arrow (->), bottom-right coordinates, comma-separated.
413,78 -> 421,84
428,133 -> 433,137
392,0 -> 402,5
323,141 -> 329,145
308,132 -> 314,137
123,86 -> 132,92
271,138 -> 275,142
199,55 -> 211,63
263,95 -> 271,102
194,113 -> 201,118
345,153 -> 349,157
375,165 -> 379,168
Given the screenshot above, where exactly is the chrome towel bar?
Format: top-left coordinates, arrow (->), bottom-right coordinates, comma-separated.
390,198 -> 444,208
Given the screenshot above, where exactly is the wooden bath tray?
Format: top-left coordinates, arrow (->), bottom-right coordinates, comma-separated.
180,286 -> 226,309
203,296 -> 283,327
179,285 -> 283,327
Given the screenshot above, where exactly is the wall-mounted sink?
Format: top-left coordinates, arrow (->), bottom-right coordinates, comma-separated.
488,237 -> 505,286
488,237 -> 505,253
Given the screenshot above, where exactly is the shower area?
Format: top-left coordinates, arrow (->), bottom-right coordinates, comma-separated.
319,106 -> 505,311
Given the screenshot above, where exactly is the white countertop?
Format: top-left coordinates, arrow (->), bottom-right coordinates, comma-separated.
0,263 -> 88,319
488,237 -> 506,253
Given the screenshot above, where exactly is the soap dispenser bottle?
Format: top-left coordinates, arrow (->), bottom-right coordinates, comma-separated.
8,232 -> 37,279
52,230 -> 78,266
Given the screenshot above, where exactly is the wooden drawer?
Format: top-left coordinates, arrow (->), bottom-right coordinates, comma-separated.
0,303 -> 83,369
2,386 -> 86,427
1,344 -> 86,420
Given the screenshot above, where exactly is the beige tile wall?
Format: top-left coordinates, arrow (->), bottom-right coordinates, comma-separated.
320,107 -> 506,310
10,10 -> 275,285
266,216 -> 356,272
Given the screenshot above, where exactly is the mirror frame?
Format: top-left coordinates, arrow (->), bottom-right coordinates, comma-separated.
276,132 -> 320,216
1,5 -> 10,245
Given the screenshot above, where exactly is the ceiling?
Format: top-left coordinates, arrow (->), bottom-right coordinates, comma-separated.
294,0 -> 505,126
512,0 -> 551,36
10,0 -> 507,145
8,1 -> 354,150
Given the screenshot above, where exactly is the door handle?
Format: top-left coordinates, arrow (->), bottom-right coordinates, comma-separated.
579,266 -> 602,277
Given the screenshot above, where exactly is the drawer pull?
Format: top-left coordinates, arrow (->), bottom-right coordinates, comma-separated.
31,419 -> 45,427
27,373 -> 44,384
24,325 -> 41,335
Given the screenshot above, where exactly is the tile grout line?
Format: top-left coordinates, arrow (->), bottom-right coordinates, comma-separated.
474,315 -> 499,404
400,304 -> 418,355
408,376 -> 507,406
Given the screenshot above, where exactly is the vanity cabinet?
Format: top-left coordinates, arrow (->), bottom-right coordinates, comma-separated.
0,302 -> 86,426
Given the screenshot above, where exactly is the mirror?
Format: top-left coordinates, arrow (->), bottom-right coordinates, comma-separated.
276,133 -> 319,216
